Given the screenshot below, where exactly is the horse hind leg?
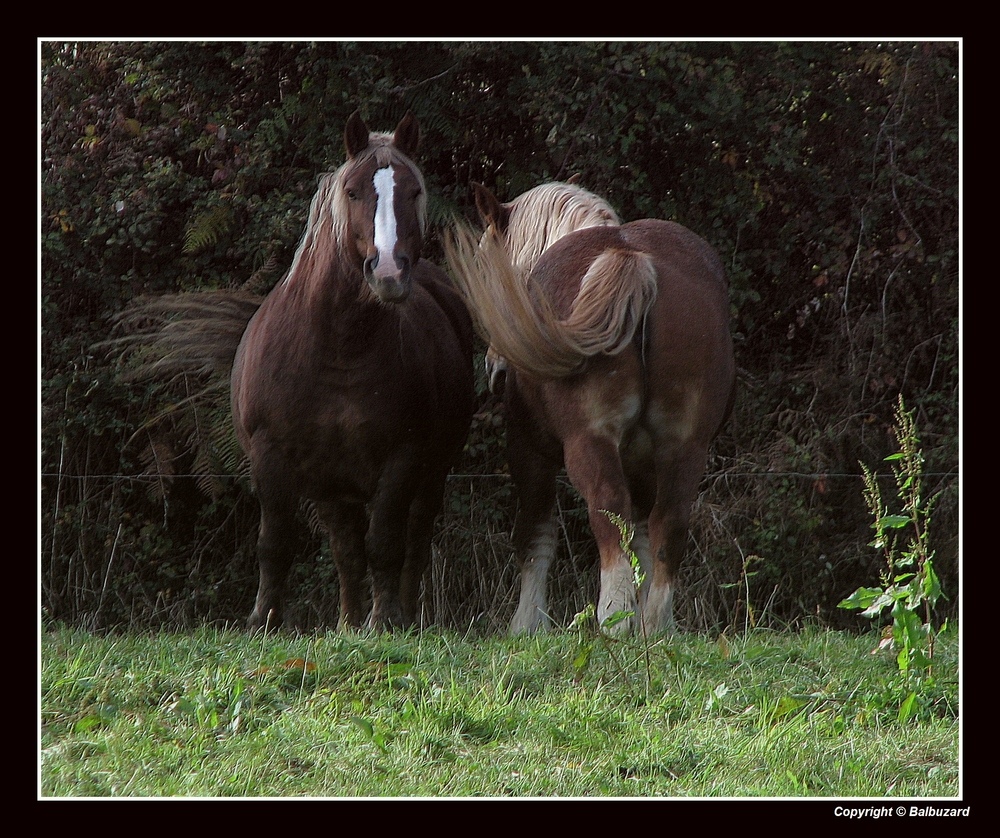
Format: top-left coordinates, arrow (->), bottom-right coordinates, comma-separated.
626,464 -> 655,632
563,434 -> 638,636
510,511 -> 558,635
643,507 -> 686,635
642,446 -> 710,634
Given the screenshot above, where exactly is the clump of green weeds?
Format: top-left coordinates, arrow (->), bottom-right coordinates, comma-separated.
838,396 -> 945,714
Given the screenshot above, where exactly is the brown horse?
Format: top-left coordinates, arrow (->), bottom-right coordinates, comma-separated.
229,111 -> 474,631
118,111 -> 474,632
447,186 -> 734,635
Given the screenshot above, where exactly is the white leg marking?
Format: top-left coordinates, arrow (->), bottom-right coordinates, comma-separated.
598,553 -> 638,636
372,166 -> 397,278
642,579 -> 676,635
509,524 -> 556,635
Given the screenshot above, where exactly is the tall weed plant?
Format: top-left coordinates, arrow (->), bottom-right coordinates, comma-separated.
839,396 -> 946,717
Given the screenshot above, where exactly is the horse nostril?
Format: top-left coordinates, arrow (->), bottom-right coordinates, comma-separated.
364,254 -> 378,277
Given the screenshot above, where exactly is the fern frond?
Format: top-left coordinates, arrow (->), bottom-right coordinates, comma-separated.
183,204 -> 234,254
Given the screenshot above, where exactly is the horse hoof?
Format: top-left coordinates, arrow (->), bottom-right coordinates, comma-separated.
365,605 -> 409,632
247,607 -> 282,633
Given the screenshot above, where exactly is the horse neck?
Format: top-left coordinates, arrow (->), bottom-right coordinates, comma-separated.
280,243 -> 392,349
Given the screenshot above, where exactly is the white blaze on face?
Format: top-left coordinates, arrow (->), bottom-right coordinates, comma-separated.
371,166 -> 397,278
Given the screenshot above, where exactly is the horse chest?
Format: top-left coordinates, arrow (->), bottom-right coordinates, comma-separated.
238,339 -> 423,486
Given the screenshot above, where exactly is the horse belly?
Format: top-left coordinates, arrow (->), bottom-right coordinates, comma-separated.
307,398 -> 429,501
244,387 -> 404,503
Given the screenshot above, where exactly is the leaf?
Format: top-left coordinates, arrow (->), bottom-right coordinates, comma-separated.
572,643 -> 593,683
922,561 -> 943,604
350,715 -> 388,751
73,714 -> 105,733
878,514 -> 910,530
771,694 -> 808,722
717,633 -> 731,660
350,716 -> 374,737
602,609 -> 634,630
871,629 -> 894,655
183,204 -> 233,254
861,591 -> 897,618
705,682 -> 730,712
838,586 -> 884,611
898,691 -> 918,724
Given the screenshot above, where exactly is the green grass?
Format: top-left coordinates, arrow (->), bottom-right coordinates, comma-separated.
40,623 -> 959,798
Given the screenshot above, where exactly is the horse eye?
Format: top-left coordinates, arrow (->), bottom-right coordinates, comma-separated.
346,189 -> 358,201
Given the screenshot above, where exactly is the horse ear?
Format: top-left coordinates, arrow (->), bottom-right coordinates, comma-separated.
344,110 -> 370,159
473,183 -> 509,233
392,111 -> 420,158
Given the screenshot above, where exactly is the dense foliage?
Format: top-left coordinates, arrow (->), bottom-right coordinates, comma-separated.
40,40 -> 959,633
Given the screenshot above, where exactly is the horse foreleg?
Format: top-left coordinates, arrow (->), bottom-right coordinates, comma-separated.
315,500 -> 368,630
563,435 -> 637,636
508,444 -> 559,635
366,454 -> 423,630
247,488 -> 299,633
399,470 -> 449,627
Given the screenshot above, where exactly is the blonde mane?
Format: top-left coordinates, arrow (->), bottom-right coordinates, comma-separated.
503,182 -> 620,273
284,134 -> 427,285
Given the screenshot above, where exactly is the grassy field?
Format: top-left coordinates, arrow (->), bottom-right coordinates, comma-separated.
39,622 -> 960,800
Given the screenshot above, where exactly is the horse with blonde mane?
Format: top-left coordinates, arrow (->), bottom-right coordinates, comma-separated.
448,186 -> 734,636
119,112 -> 474,632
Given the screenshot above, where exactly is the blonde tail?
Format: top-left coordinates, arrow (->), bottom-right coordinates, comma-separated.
445,223 -> 657,380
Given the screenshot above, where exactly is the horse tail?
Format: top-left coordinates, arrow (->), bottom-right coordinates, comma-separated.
446,224 -> 657,379
562,247 -> 658,359
110,289 -> 261,385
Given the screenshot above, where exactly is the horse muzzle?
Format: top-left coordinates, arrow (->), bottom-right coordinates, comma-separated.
364,254 -> 412,304
485,345 -> 509,394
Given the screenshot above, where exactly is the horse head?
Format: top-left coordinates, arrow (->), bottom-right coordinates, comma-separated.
473,182 -> 512,240
340,111 -> 427,304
